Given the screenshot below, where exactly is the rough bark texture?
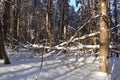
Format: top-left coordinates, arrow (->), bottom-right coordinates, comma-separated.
0,21 -> 10,64
3,0 -> 11,43
92,0 -> 97,52
63,0 -> 66,40
114,0 -> 118,43
46,0 -> 53,46
99,0 -> 109,73
13,0 -> 21,50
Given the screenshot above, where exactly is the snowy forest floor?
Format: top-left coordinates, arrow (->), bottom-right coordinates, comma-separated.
0,48 -> 120,80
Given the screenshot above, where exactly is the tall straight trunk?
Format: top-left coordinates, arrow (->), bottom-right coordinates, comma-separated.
92,0 -> 97,52
107,0 -> 112,57
82,0 -> 85,21
49,0 -> 53,45
92,0 -> 95,16
9,1 -> 14,48
99,0 -> 109,73
27,0 -> 30,41
114,0 -> 118,42
13,0 -> 21,50
114,0 -> 117,26
87,0 -> 91,18
30,0 -> 37,44
3,0 -> 11,43
62,0 -> 66,40
16,0 -> 21,39
0,21 -> 10,64
87,0 -> 92,45
46,0 -> 52,46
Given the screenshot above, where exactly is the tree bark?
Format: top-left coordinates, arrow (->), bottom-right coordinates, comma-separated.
92,0 -> 97,52
0,21 -> 10,64
3,0 -> 11,43
13,0 -> 21,50
46,0 -> 52,46
114,0 -> 118,43
99,0 -> 109,73
114,0 -> 117,26
62,0 -> 66,40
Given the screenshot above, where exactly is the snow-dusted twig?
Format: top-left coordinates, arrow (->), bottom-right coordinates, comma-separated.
110,24 -> 120,31
53,14 -> 119,49
70,14 -> 100,41
7,34 -> 29,49
30,44 -> 120,51
71,32 -> 99,42
111,50 -> 120,54
30,23 -> 120,51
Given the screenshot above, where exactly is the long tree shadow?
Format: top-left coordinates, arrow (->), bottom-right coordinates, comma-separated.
110,57 -> 120,80
0,52 -> 101,80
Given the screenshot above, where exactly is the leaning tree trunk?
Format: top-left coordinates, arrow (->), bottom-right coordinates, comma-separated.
0,21 -> 10,64
99,0 -> 109,73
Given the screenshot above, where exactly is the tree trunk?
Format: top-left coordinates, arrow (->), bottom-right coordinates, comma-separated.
114,0 -> 117,26
27,0 -> 30,42
63,0 -> 66,41
114,0 -> 118,43
0,21 -> 10,64
13,0 -> 21,50
92,0 -> 97,52
46,0 -> 52,46
99,0 -> 109,73
3,0 -> 11,43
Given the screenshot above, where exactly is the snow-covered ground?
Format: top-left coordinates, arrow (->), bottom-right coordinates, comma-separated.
0,48 -> 119,80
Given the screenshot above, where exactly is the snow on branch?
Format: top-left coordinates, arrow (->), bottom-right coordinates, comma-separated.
110,24 -> 120,31
31,44 -> 120,51
30,24 -> 120,51
70,14 -> 100,41
111,50 -> 120,54
70,23 -> 120,43
71,32 -> 99,42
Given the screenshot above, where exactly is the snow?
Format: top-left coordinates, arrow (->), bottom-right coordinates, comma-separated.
0,48 -> 119,80
109,57 -> 120,80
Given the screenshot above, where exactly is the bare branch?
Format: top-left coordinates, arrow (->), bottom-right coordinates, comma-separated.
70,14 -> 100,41
31,44 -> 120,51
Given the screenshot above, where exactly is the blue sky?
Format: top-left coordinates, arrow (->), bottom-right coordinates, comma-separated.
70,0 -> 76,7
69,0 -> 115,11
70,0 -> 81,11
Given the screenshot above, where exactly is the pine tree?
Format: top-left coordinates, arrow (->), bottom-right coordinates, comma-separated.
99,0 -> 109,73
0,21 -> 10,64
